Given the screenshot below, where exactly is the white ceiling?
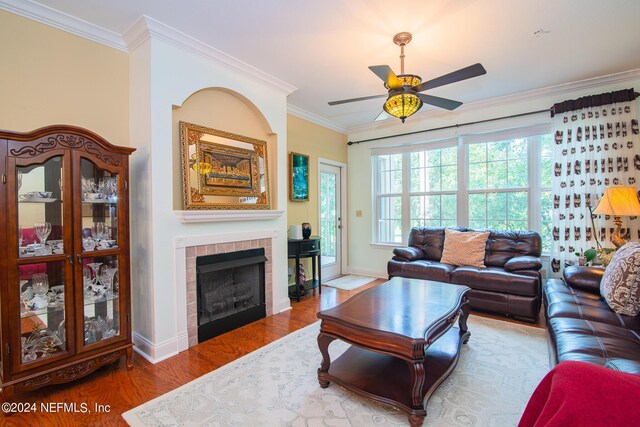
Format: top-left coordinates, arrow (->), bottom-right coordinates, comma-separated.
16,0 -> 640,131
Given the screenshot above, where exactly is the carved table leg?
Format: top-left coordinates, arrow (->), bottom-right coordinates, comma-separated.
406,359 -> 427,427
407,360 -> 426,408
126,347 -> 134,370
459,297 -> 471,344
409,413 -> 425,427
317,332 -> 336,388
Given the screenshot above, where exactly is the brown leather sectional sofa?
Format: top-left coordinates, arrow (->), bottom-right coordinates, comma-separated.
544,266 -> 640,374
388,227 -> 543,322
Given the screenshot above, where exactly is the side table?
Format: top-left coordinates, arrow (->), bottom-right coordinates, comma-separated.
288,237 -> 321,302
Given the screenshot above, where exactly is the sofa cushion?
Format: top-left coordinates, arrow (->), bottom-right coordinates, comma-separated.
450,266 -> 539,297
548,317 -> 640,373
563,265 -> 604,294
484,230 -> 542,267
504,256 -> 542,272
387,259 -> 455,283
545,279 -> 640,332
600,242 -> 640,316
392,246 -> 424,261
440,228 -> 490,268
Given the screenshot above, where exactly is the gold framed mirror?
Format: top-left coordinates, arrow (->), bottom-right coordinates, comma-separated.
179,121 -> 270,210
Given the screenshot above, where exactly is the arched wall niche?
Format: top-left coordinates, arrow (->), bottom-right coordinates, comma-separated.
171,87 -> 278,210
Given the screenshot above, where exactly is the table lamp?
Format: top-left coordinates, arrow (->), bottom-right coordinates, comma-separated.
594,186 -> 640,248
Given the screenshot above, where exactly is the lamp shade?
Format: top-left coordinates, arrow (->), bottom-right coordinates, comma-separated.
594,186 -> 640,216
383,93 -> 423,123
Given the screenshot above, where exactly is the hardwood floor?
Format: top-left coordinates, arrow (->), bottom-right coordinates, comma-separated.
2,278 -> 544,426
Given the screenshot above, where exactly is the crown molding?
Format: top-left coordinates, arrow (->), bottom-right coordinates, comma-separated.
0,0 -> 127,51
123,16 -> 297,96
346,68 -> 640,136
287,105 -> 346,134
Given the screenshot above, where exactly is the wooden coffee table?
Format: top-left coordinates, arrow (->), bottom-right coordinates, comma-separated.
317,277 -> 470,427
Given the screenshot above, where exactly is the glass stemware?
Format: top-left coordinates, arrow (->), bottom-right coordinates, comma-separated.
100,267 -> 118,298
18,224 -> 23,247
31,273 -> 50,309
85,262 -> 103,300
83,267 -> 94,300
81,177 -> 96,194
86,262 -> 103,279
34,222 -> 52,255
91,222 -> 105,241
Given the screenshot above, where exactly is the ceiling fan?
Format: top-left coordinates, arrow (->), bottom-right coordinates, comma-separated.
328,32 -> 487,123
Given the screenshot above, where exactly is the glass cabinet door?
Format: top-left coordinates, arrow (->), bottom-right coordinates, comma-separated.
18,262 -> 68,364
76,156 -> 125,349
11,153 -> 73,370
17,156 -> 65,259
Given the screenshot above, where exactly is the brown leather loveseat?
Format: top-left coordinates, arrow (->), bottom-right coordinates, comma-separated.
388,227 -> 543,322
544,266 -> 640,373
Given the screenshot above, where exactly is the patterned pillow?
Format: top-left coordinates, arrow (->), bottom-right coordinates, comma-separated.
600,242 -> 640,316
440,228 -> 490,268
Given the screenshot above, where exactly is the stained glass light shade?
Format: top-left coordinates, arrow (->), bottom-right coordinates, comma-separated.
384,93 -> 423,122
384,74 -> 422,89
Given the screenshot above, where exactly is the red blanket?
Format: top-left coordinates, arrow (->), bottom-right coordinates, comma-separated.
519,361 -> 640,426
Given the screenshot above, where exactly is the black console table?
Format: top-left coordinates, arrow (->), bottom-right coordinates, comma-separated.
288,237 -> 321,302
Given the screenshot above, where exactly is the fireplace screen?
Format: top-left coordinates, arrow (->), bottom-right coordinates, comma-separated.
196,248 -> 266,342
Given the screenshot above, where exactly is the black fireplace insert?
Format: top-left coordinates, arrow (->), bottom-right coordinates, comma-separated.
196,248 -> 267,343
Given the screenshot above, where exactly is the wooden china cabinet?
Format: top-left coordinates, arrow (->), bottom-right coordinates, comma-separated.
0,125 -> 135,402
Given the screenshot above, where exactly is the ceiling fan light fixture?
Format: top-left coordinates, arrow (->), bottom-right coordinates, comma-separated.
383,93 -> 423,123
384,74 -> 422,90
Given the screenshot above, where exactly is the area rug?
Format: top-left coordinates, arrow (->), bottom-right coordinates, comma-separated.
323,275 -> 377,291
123,316 -> 548,426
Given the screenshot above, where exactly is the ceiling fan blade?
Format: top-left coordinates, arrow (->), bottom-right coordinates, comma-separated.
375,111 -> 390,121
413,63 -> 486,93
417,93 -> 463,111
369,65 -> 403,89
328,94 -> 388,106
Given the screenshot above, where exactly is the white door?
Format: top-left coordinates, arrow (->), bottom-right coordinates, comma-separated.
319,162 -> 342,279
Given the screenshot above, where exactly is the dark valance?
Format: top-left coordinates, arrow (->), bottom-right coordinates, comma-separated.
550,88 -> 638,117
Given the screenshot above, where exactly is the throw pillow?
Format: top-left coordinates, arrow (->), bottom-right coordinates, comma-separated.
439,228 -> 490,268
600,242 -> 640,316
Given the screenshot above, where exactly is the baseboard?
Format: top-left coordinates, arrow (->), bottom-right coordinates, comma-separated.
346,267 -> 387,279
132,331 -> 180,364
273,297 -> 292,314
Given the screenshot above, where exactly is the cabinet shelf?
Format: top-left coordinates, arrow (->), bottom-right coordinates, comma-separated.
84,293 -> 119,306
82,199 -> 117,205
20,302 -> 65,319
17,253 -> 66,264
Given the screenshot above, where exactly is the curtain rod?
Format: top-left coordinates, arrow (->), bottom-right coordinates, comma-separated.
347,108 -> 551,145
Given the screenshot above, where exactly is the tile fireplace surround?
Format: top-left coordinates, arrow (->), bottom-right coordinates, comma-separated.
174,229 -> 278,352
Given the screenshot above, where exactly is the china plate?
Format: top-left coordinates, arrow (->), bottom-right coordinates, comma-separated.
19,197 -> 57,203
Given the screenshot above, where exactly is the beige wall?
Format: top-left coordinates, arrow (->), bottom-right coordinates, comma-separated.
287,114 -> 347,234
0,11 -> 129,145
171,88 -> 278,210
286,114 -> 347,279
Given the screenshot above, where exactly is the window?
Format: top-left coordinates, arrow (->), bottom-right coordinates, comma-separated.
372,124 -> 552,252
409,147 -> 457,228
374,154 -> 402,243
467,139 -> 528,230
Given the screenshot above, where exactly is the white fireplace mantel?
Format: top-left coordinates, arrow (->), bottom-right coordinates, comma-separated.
174,210 -> 284,223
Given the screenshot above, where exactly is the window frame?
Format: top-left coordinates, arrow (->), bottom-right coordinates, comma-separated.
371,125 -> 552,253
407,144 -> 458,230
